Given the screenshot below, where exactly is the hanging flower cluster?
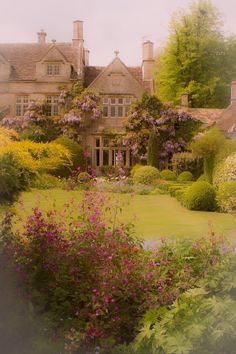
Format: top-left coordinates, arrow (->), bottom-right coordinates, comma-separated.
123,106 -> 200,166
60,91 -> 102,141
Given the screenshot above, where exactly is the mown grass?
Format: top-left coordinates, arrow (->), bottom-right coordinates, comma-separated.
6,189 -> 236,241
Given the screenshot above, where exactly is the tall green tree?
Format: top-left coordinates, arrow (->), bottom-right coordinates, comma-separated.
156,0 -> 236,108
147,131 -> 160,167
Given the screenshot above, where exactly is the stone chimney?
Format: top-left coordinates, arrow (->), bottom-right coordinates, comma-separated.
37,29 -> 47,44
142,40 -> 155,94
84,48 -> 90,66
231,81 -> 236,104
73,20 -> 84,46
181,93 -> 189,107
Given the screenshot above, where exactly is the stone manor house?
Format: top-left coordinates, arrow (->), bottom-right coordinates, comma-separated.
0,20 -> 155,168
0,20 -> 236,168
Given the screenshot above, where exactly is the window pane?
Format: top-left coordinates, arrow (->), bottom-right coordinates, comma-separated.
121,150 -> 127,165
110,98 -> 116,105
110,106 -> 116,117
125,97 -> 131,105
95,138 -> 100,147
112,150 -> 118,166
103,150 -> 109,166
16,105 -> 21,116
47,65 -> 53,75
103,97 -> 109,104
118,98 -> 123,104
117,106 -> 123,117
95,150 -> 100,166
103,106 -> 108,117
103,138 -> 109,147
125,106 -> 130,116
54,65 -> 60,75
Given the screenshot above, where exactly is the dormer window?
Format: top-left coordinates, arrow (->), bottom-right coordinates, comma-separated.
47,64 -> 60,76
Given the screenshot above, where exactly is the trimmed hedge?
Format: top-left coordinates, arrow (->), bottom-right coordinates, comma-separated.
183,181 -> 216,211
31,173 -> 62,190
177,171 -> 193,182
133,166 -> 160,185
53,137 -> 85,177
160,169 -> 176,181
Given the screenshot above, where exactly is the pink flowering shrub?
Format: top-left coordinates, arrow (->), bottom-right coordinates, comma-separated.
1,192 -> 226,351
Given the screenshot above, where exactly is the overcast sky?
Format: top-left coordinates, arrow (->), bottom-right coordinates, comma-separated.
0,0 -> 236,66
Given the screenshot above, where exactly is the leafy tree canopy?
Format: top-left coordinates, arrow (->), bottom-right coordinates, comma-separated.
156,0 -> 236,108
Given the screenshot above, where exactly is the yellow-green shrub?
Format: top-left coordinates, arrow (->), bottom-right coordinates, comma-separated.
130,164 -> 143,178
11,140 -> 72,173
0,127 -> 18,147
183,181 -> 216,211
133,166 -> 160,185
160,169 -> 176,181
216,181 -> 236,213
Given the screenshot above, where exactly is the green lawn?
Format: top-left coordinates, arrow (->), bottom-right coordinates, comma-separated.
9,189 -> 236,241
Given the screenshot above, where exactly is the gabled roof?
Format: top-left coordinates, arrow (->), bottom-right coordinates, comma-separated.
216,103 -> 236,132
0,43 -> 79,80
176,107 -> 224,126
85,56 -> 144,96
84,63 -> 143,88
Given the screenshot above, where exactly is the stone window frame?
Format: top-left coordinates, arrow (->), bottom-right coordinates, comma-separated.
15,95 -> 29,116
43,95 -> 59,116
102,96 -> 133,118
46,63 -> 61,76
93,136 -> 131,167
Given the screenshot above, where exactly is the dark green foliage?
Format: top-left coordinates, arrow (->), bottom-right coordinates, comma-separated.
53,136 -> 85,177
177,171 -> 194,182
160,169 -> 176,181
183,181 -> 216,211
0,152 -> 35,203
172,152 -> 203,178
156,0 -> 236,108
137,92 -> 163,118
147,132 -> 160,167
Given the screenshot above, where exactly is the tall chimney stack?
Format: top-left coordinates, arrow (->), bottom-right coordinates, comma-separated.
37,29 -> 47,44
231,81 -> 236,105
73,20 -> 84,46
142,40 -> 155,94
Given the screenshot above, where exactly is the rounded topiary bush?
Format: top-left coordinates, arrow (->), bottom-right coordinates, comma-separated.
177,171 -> 193,182
53,137 -> 85,177
77,172 -> 91,183
197,174 -> 207,182
216,181 -> 236,213
133,166 -> 160,185
183,181 -> 216,211
160,169 -> 176,181
130,164 -> 143,178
